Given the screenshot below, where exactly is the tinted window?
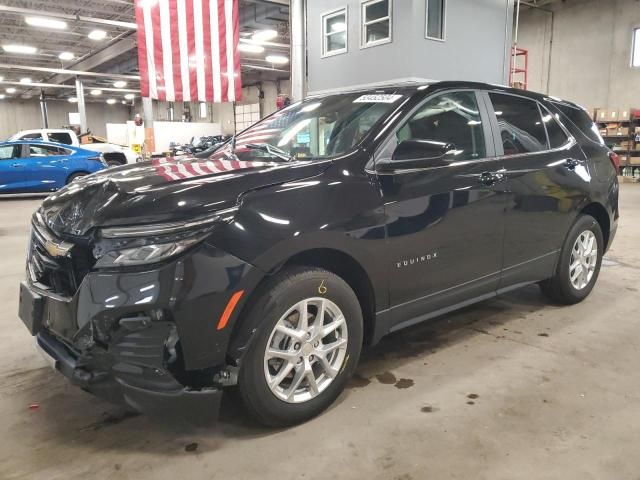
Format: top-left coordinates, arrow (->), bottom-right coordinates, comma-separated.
553,103 -> 603,144
0,145 -> 18,160
22,132 -> 43,140
29,145 -> 62,157
541,109 -> 570,149
489,93 -> 548,155
397,91 -> 486,161
48,132 -> 73,145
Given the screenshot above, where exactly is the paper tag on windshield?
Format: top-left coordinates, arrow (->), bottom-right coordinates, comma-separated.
353,94 -> 403,104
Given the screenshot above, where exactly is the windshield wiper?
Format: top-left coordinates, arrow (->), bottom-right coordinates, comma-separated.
243,143 -> 293,162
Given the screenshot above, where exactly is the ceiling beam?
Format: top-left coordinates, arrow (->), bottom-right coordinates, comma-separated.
0,4 -> 137,30
0,62 -> 140,80
0,80 -> 138,92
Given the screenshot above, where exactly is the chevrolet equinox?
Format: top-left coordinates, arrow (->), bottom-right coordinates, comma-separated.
18,82 -> 619,426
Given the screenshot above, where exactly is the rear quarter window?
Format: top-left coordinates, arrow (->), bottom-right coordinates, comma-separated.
552,103 -> 603,144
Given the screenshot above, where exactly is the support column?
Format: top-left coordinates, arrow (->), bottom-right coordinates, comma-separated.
142,97 -> 154,128
75,77 -> 87,133
39,90 -> 49,129
290,0 -> 306,101
142,97 -> 156,154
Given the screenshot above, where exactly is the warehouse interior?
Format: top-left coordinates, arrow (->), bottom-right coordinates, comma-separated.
1,0 -> 639,479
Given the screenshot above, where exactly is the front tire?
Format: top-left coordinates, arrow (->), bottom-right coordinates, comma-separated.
540,214 -> 603,304
238,267 -> 363,427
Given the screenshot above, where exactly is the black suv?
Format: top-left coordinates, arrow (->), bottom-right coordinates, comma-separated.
18,82 -> 619,426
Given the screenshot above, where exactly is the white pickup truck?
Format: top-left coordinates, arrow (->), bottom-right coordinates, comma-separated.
9,129 -> 140,166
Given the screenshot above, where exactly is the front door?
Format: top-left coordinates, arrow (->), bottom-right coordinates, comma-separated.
375,90 -> 507,329
0,144 -> 30,193
483,91 -> 589,288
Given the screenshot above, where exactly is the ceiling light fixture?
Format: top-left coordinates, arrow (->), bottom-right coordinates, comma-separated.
58,51 -> 74,61
124,93 -> 135,100
88,29 -> 107,41
238,43 -> 265,54
3,44 -> 37,54
25,16 -> 67,30
265,54 -> 289,65
19,77 -> 32,84
90,89 -> 102,96
0,94 -> 5,100
113,80 -> 127,88
68,97 -> 78,103
252,29 -> 277,43
6,87 -> 16,93
0,76 -> 3,82
106,98 -> 116,105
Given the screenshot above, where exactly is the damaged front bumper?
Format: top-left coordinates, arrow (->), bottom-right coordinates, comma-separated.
35,328 -> 223,423
18,234 -> 264,423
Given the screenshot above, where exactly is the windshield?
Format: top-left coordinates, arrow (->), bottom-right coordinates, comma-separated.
233,92 -> 405,160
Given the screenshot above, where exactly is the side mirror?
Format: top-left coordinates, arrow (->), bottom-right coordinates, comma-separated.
377,140 -> 456,172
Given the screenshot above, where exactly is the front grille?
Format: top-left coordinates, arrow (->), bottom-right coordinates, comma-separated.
27,214 -> 93,298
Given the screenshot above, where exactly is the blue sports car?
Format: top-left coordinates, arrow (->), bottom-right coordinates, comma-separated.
0,140 -> 107,194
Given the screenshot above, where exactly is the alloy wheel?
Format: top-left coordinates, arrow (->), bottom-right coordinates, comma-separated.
263,297 -> 348,404
569,230 -> 598,290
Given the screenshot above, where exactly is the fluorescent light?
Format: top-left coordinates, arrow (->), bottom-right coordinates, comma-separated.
19,77 -> 32,84
106,98 -> 116,105
88,29 -> 107,41
113,80 -> 127,88
239,43 -> 265,54
252,29 -> 277,43
6,88 -> 16,93
3,44 -> 37,54
124,93 -> 135,100
58,51 -> 74,61
265,55 -> 289,65
68,97 -> 78,103
0,94 -> 5,100
0,76 -> 3,82
25,16 -> 67,30
90,89 -> 102,96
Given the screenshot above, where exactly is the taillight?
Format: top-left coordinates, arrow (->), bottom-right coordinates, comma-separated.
609,151 -> 620,173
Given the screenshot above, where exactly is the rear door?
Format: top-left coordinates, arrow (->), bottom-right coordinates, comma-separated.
26,144 -> 71,190
0,144 -> 29,193
376,89 -> 508,328
483,91 -> 590,289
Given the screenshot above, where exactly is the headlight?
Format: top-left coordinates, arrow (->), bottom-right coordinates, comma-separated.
94,207 -> 236,267
95,237 -> 203,267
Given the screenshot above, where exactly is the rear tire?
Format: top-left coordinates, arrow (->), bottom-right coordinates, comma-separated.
66,172 -> 87,184
540,214 -> 603,304
238,267 -> 363,427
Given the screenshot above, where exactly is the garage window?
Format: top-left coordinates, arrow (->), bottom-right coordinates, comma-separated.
361,0 -> 392,48
426,0 -> 446,40
632,28 -> 640,67
322,8 -> 348,57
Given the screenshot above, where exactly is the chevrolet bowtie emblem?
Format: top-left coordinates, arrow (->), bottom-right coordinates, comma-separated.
44,239 -> 73,258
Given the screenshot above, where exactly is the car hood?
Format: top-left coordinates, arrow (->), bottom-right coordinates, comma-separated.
40,152 -> 330,236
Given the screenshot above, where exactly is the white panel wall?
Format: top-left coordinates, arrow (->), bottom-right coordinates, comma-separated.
0,99 -> 130,140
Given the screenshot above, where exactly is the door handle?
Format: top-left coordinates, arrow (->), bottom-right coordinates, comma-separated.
10,163 -> 23,168
479,170 -> 507,187
564,158 -> 582,170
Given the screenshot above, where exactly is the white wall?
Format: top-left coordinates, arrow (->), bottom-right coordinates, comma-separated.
0,99 -> 130,140
518,0 -> 640,109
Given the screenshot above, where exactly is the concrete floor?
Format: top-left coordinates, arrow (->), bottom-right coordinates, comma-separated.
0,185 -> 639,480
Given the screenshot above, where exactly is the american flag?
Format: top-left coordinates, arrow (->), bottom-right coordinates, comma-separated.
135,0 -> 242,103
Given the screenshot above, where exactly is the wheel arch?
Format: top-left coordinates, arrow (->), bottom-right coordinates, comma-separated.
65,171 -> 90,184
227,247 -> 377,364
580,202 -> 610,248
